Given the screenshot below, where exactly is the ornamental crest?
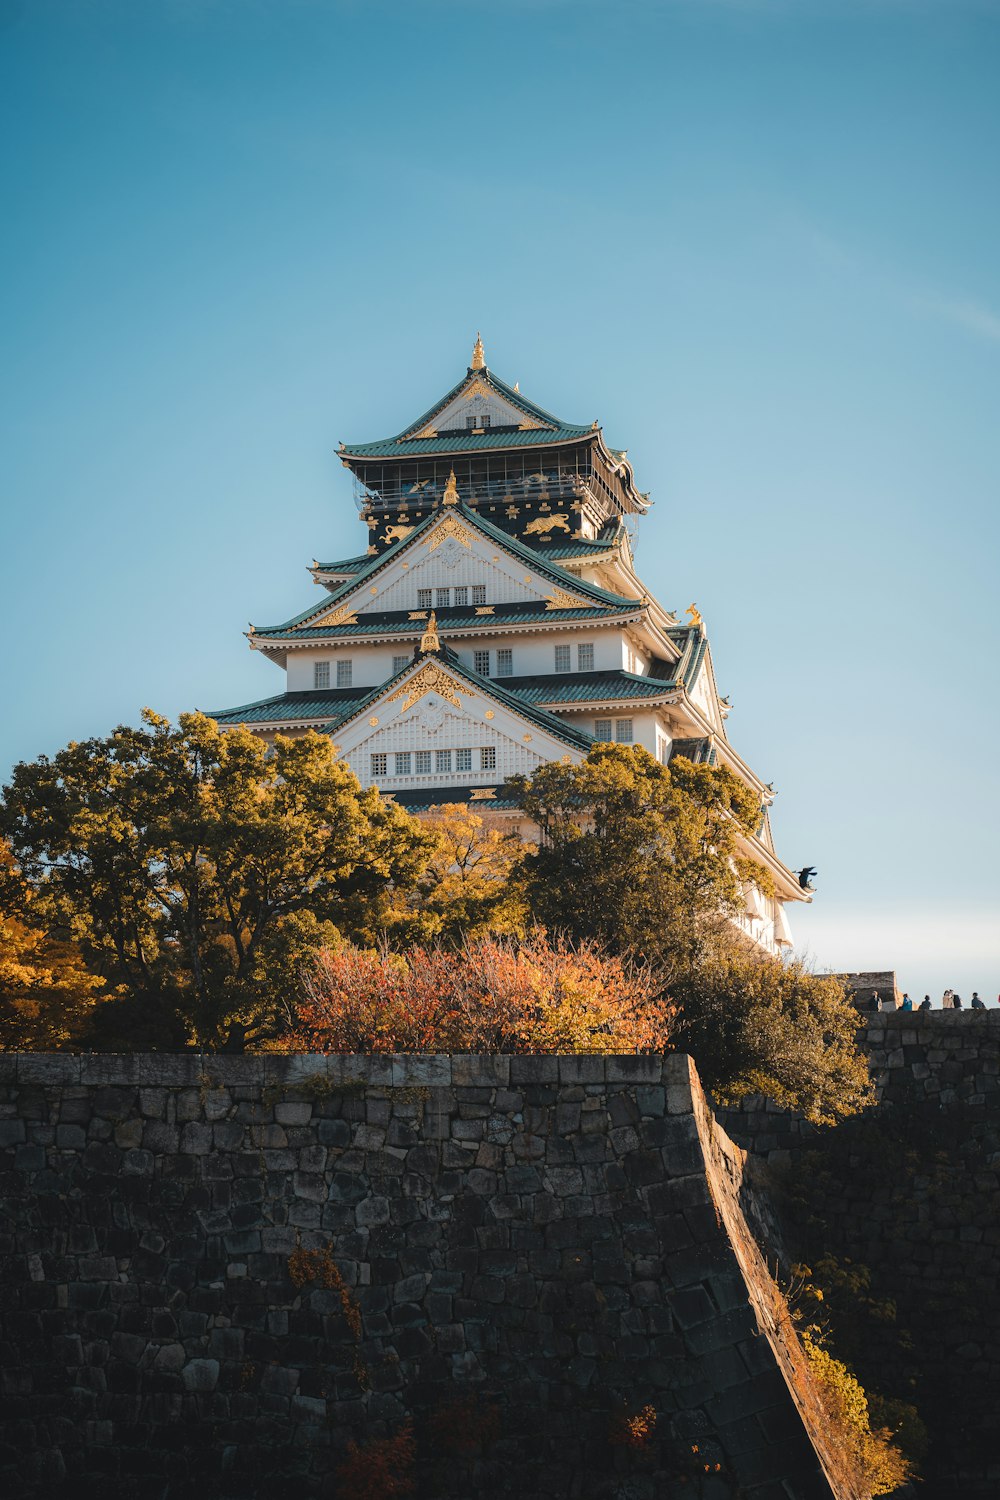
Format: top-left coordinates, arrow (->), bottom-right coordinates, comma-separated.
545,588 -> 588,611
425,514 -> 474,553
297,602 -> 358,631
385,661 -> 466,715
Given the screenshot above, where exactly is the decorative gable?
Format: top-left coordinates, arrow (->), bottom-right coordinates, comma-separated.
406,375 -> 548,439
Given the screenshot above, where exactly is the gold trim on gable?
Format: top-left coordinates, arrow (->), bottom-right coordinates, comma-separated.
296,602 -> 358,631
425,513 -> 474,552
385,660 -> 467,715
544,588 -> 588,612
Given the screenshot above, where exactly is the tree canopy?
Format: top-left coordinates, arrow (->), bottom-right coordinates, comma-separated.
0,712 -> 434,1049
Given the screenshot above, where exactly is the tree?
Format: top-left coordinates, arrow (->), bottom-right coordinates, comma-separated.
510,744 -> 764,978
290,932 -> 674,1055
669,936 -> 871,1124
0,712 -> 435,1049
410,803 -> 528,942
0,842 -> 106,1050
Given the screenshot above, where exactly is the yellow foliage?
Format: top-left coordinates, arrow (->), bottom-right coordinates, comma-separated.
801,1330 -> 913,1497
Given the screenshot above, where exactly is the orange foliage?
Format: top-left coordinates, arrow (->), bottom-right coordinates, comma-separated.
287,1244 -> 362,1339
336,1420 -> 416,1500
290,933 -> 674,1055
609,1404 -> 658,1449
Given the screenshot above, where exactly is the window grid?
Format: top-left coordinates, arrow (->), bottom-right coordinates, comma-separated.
336,659 -> 353,688
453,586 -> 468,607
616,719 -> 634,743
371,753 -> 387,777
456,748 -> 472,771
554,645 -> 571,672
474,650 -> 490,676
577,643 -> 594,671
394,752 -> 411,775
480,746 -> 497,771
314,661 -> 330,690
435,750 -> 452,773
435,588 -> 451,609
594,720 -> 612,742
392,655 -> 409,674
496,649 -> 513,677
414,751 -> 432,775
471,585 -> 487,605
417,589 -> 433,609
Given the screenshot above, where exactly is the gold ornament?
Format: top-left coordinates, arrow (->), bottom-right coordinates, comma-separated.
297,602 -> 358,631
523,513 -> 571,538
386,660 -> 465,714
425,512 -> 473,552
368,717 -> 379,727
685,603 -> 703,629
420,611 -> 440,654
544,588 -> 587,612
471,332 -> 485,369
442,469 -> 460,506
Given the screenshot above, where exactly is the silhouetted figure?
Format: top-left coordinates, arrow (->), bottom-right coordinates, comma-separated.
953,993 -> 964,1010
901,994 -> 913,1011
869,992 -> 882,1011
919,996 -> 932,1011
971,992 -> 986,1009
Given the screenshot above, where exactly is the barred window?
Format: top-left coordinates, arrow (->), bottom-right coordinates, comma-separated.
456,748 -> 472,771
394,752 -> 411,775
392,655 -> 409,673
480,746 -> 497,771
314,660 -> 330,690
577,643 -> 594,671
336,659 -> 353,688
472,585 -> 487,605
474,650 -> 490,676
435,750 -> 452,773
417,589 -> 433,609
370,753 -> 387,777
496,649 -> 513,677
435,588 -> 450,609
414,751 -> 432,775
616,719 -> 633,743
594,719 -> 612,742
453,586 -> 468,607
554,645 -> 571,672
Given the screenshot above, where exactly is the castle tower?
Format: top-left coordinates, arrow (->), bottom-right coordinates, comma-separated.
209,337 -> 807,951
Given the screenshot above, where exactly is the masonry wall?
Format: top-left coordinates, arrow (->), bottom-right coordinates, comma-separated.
0,1052 -> 845,1500
717,1011 -> 1000,1500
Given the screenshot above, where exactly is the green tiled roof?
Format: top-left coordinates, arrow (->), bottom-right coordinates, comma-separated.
666,626 -> 709,690
502,670 -> 680,706
252,602 -> 635,643
252,502 -> 638,636
341,426 -> 594,459
313,554 -> 370,574
205,689 -> 371,725
538,538 -> 621,561
341,367 -> 591,458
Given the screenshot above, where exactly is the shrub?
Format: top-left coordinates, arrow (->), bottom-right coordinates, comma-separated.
335,1420 -> 416,1500
289,932 -> 674,1054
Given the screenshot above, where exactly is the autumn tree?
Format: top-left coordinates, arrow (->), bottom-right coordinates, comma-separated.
0,712 -> 435,1049
410,802 -> 528,941
0,842 -> 106,1050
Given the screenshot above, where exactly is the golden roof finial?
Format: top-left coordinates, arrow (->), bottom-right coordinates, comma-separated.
686,602 -> 704,630
420,611 -> 440,654
442,469 -> 459,506
471,331 -> 485,370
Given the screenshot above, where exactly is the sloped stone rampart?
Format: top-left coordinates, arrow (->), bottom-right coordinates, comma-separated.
0,1052 -> 846,1500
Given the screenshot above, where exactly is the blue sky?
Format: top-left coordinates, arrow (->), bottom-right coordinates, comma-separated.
2,0 -> 998,1000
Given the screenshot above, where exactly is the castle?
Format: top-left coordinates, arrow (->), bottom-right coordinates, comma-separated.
209,336 -> 807,950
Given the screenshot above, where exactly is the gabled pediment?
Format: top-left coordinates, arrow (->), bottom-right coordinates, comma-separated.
405,375 -> 550,439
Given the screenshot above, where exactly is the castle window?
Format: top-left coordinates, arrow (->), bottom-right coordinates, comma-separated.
594,720 -> 612,741
436,750 -> 452,772
577,643 -> 594,671
314,660 -> 330,690
435,588 -> 450,609
616,719 -> 633,743
336,659 -> 353,688
456,748 -> 472,771
480,746 -> 497,771
414,751 -> 432,775
392,654 -> 409,673
496,649 -> 513,677
472,585 -> 487,605
370,753 -> 387,777
474,650 -> 490,676
417,589 -> 433,609
394,752 -> 411,775
454,586 -> 468,607
554,645 -> 571,672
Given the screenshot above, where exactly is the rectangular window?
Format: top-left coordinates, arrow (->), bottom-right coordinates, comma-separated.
336,659 -> 353,688
394,752 -> 411,775
455,748 -> 472,771
453,586 -> 468,608
414,751 -> 432,775
577,643 -> 594,671
370,753 -> 387,777
594,719 -> 612,742
474,650 -> 490,676
481,415 -> 491,429
480,746 -> 497,771
392,654 -> 409,674
554,645 -> 571,672
435,750 -> 452,773
417,589 -> 433,609
435,588 -> 450,609
314,660 -> 330,690
466,415 -> 476,430
496,649 -> 513,677
471,585 -> 487,605
616,719 -> 634,743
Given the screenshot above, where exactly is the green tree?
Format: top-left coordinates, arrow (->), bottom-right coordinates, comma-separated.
411,802 -> 529,942
510,744 -> 763,978
1,712 -> 435,1049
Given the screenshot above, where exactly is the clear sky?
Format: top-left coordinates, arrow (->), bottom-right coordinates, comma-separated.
2,0 -> 998,1002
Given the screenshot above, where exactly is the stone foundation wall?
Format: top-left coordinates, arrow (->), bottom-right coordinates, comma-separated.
0,1052 -> 846,1500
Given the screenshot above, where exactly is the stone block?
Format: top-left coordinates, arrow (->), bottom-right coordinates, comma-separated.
19,1055 -> 82,1085
451,1055 -> 510,1087
391,1055 -> 452,1087
181,1358 -> 221,1392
